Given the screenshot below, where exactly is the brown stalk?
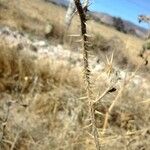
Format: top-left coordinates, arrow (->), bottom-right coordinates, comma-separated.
74,0 -> 100,149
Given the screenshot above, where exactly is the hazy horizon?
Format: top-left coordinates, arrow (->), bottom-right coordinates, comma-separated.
89,0 -> 150,29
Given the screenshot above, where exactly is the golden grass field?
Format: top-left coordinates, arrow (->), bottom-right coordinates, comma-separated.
0,0 -> 148,66
0,0 -> 150,150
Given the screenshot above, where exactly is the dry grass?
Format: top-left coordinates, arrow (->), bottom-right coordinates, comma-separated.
0,0 -> 149,68
0,35 -> 150,150
0,0 -> 65,40
0,42 -> 88,150
0,0 -> 150,150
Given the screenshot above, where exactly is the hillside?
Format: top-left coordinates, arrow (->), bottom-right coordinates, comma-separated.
0,0 -> 148,67
47,0 -> 147,38
0,0 -> 150,150
89,11 -> 147,38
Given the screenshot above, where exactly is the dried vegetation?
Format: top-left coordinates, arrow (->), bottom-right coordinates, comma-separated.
0,0 -> 150,150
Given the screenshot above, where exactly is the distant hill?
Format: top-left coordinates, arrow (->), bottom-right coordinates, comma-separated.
89,11 -> 147,38
123,20 -> 147,38
47,0 -> 147,38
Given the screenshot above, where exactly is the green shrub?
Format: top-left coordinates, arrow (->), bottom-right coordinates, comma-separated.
143,41 -> 150,50
113,17 -> 126,33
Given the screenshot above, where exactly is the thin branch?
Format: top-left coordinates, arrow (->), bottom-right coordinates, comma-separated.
94,85 -> 113,104
10,131 -> 21,150
0,101 -> 10,143
102,85 -> 124,134
102,63 -> 141,134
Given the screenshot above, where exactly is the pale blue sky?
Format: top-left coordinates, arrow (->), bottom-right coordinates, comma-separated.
90,0 -> 150,29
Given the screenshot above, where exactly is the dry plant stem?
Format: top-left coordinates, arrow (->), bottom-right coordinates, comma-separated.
102,63 -> 142,134
74,0 -> 100,149
94,85 -> 113,103
10,131 -> 21,150
102,86 -> 124,134
30,76 -> 38,96
0,102 -> 10,144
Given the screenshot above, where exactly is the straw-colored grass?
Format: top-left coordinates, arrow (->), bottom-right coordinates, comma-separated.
0,0 -> 150,150
0,0 -> 149,67
0,40 -> 149,150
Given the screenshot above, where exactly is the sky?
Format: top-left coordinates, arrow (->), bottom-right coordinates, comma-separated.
90,0 -> 150,29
